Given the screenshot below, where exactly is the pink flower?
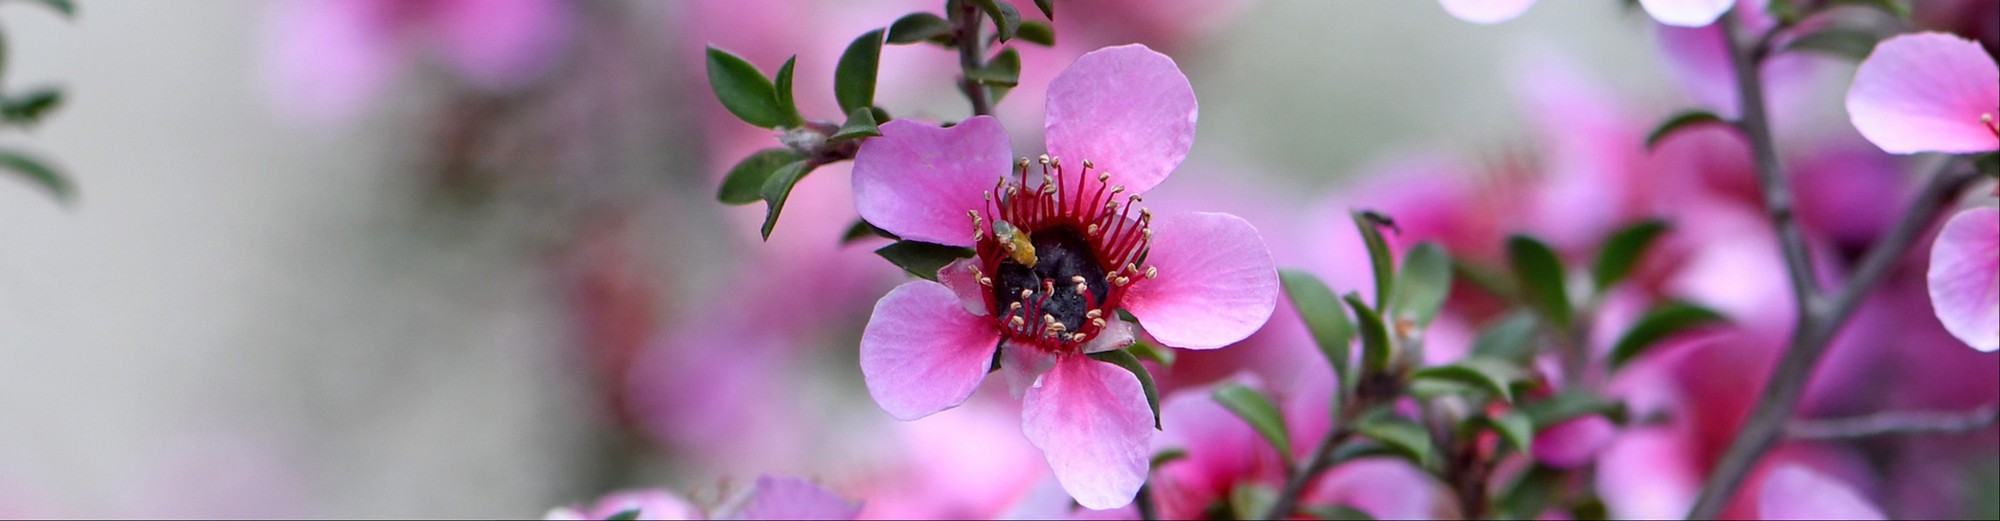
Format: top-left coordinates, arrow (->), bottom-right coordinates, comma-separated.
851,45 -> 1279,509
549,476 -> 859,521
1757,465 -> 1886,520
1438,0 -> 1733,27
1928,207 -> 2000,352
1846,32 -> 2000,155
263,0 -> 573,121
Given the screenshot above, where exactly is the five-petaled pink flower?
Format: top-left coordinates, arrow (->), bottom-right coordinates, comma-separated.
1846,32 -> 2000,155
1438,0 -> 1735,27
850,44 -> 1279,509
1928,207 -> 1999,352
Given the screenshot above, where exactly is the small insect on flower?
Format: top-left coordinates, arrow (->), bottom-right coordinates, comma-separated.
850,45 -> 1279,510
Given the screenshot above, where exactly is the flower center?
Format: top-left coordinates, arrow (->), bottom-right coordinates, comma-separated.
964,156 -> 1156,353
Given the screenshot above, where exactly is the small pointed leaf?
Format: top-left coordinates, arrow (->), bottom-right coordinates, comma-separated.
1354,410 -> 1433,467
1017,21 -> 1054,46
1591,219 -> 1669,292
1344,292 -> 1393,375
718,148 -> 805,205
758,160 -> 816,239
1090,348 -> 1162,429
1507,235 -> 1572,330
771,56 -> 804,127
1391,242 -> 1453,327
1468,311 -> 1541,363
1280,269 -> 1354,389
1410,357 -> 1521,403
886,12 -> 953,44
967,0 -> 1020,41
1352,210 -> 1396,308
705,46 -> 788,129
834,29 -> 885,114
830,106 -> 882,141
1608,301 -> 1726,371
1034,0 -> 1055,20
0,149 -> 72,202
1644,110 -> 1729,151
874,240 -> 973,281
1212,384 -> 1292,460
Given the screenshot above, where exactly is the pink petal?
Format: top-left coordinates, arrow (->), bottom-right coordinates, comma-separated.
1639,0 -> 1735,27
1757,465 -> 1885,520
1044,44 -> 1197,196
733,475 -> 861,520
1081,316 -> 1137,354
1847,33 -> 2000,154
1001,342 -> 1057,397
1531,416 -> 1617,468
852,117 -> 1014,246
1022,355 -> 1153,510
860,281 -> 1001,420
1438,0 -> 1536,24
434,0 -> 572,91
1928,208 -> 2000,352
262,0 -> 403,122
937,258 -> 990,316
1122,212 -> 1278,350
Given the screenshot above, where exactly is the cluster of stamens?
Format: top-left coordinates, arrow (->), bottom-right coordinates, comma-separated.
960,155 -> 1158,353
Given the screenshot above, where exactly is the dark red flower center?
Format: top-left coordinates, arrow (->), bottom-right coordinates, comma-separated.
964,156 -> 1155,354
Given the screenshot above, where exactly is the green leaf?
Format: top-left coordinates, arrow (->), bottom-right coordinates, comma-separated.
758,160 -> 816,239
1,87 -> 63,124
1091,348 -> 1163,429
717,148 -> 805,205
886,12 -> 953,44
1608,301 -> 1726,371
1497,464 -> 1562,520
1469,411 -> 1534,458
1831,0 -> 1909,19
874,240 -> 973,281
1590,219 -> 1669,292
1781,28 -> 1880,61
967,0 -> 1020,42
24,0 -> 74,18
1644,110 -> 1729,151
1213,384 -> 1292,460
705,46 -> 789,129
1127,339 -> 1175,368
1410,357 -> 1521,403
1468,311 -> 1541,363
1391,243 -> 1453,327
771,56 -> 804,128
1519,390 -> 1625,429
603,508 -> 641,521
834,29 -> 885,114
830,106 -> 882,141
1034,0 -> 1055,20
1279,269 -> 1354,386
0,148 -> 72,202
1344,292 -> 1393,375
1328,438 -> 1403,465
967,48 -> 1021,86
1149,448 -> 1188,470
841,219 -> 897,244
1228,484 -> 1278,521
1352,211 -> 1396,309
1017,21 -> 1055,46
1301,505 -> 1376,520
1506,235 -> 1572,330
1354,410 -> 1433,467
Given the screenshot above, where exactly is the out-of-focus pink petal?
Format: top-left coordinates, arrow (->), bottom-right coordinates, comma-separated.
1847,33 -> 2000,154
860,282 -> 1001,420
1531,416 -> 1617,468
1301,458 -> 1445,519
1928,208 -> 2000,352
1640,0 -> 1735,27
1152,379 -> 1286,519
1022,356 -> 1152,510
938,258 -> 990,316
1002,343 -> 1058,397
732,475 -> 861,520
1596,427 -> 1702,520
1122,212 -> 1278,350
852,117 -> 1013,246
546,489 -> 696,520
263,0 -> 402,122
1757,465 -> 1885,520
1044,44 -> 1197,196
1438,0 -> 1536,24
433,0 -> 571,90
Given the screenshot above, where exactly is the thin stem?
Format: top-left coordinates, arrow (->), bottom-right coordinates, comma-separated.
1259,427 -> 1352,520
955,2 -> 994,117
1788,405 -> 2000,440
1135,482 -> 1157,521
1683,15 -> 1979,517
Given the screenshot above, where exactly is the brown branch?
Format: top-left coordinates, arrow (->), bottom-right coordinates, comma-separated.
954,2 -> 993,117
1788,405 -> 2000,440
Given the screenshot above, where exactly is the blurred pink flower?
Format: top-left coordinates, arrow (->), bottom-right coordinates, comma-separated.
1928,207 -> 2000,352
854,388 -> 1050,520
851,45 -> 1278,509
1757,464 -> 1885,520
1846,32 -> 2000,155
263,0 -> 573,121
1438,0 -> 1734,27
549,476 -> 858,521
1652,0 -> 1828,121
1147,378 -> 1287,519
